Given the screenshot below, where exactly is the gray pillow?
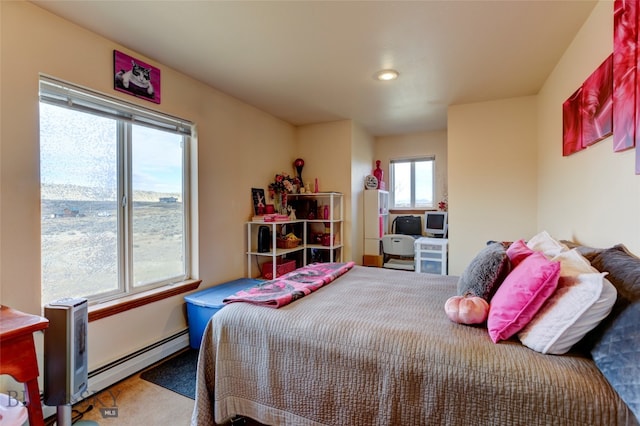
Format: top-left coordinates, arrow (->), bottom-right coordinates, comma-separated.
591,244 -> 640,303
559,239 -> 608,262
577,244 -> 640,353
457,243 -> 511,301
592,300 -> 640,422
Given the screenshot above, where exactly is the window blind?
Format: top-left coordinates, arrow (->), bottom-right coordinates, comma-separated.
390,156 -> 435,165
39,75 -> 193,136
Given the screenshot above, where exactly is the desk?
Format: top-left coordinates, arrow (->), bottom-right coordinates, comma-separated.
0,305 -> 49,426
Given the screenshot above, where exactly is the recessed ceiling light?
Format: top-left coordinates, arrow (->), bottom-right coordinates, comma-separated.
374,69 -> 399,81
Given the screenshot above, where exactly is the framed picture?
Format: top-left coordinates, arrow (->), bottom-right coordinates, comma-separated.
113,50 -> 161,104
251,188 -> 266,216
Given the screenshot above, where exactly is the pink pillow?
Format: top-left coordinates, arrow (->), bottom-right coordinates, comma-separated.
506,239 -> 535,268
487,252 -> 561,343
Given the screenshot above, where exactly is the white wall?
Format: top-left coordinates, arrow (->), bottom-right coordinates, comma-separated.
537,0 -> 640,255
448,97 -> 538,275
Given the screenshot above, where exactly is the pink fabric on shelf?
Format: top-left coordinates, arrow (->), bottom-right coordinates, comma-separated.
487,252 -> 561,343
224,261 -> 355,308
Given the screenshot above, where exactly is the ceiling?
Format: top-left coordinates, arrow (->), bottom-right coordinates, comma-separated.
31,0 -> 598,136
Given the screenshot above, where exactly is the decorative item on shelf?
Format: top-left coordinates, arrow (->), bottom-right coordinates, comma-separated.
314,178 -> 319,193
294,158 -> 305,188
268,172 -> 300,214
438,194 -> 448,212
373,160 -> 385,189
251,188 -> 266,216
308,199 -> 317,220
276,232 -> 301,249
273,192 -> 283,215
287,205 -> 297,220
364,174 -> 378,190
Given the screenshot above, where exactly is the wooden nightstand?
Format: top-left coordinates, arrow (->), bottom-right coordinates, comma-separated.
0,305 -> 49,426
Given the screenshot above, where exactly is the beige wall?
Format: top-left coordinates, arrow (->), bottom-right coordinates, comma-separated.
537,0 -> 640,255
375,130 -> 448,233
448,97 -> 538,275
0,1 -> 297,371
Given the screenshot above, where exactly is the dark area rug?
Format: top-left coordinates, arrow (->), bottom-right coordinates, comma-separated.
140,349 -> 199,400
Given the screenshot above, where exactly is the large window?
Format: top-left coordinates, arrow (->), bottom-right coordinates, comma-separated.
39,77 -> 193,305
389,157 -> 435,209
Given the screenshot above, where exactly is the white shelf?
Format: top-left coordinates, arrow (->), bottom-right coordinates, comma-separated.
247,193 -> 343,278
364,189 -> 389,256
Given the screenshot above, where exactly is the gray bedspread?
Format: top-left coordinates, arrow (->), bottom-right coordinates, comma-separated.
191,266 -> 637,425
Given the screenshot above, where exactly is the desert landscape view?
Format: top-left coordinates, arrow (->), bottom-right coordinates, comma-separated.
41,183 -> 184,304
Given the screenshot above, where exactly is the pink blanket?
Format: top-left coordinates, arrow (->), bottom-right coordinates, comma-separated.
223,261 -> 355,308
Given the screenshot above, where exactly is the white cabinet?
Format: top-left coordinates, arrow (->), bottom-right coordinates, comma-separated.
364,189 -> 389,255
246,193 -> 344,278
414,237 -> 448,275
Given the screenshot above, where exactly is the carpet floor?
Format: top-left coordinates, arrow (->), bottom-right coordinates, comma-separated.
140,349 -> 199,400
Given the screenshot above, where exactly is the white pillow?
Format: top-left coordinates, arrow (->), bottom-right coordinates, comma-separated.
518,249 -> 617,354
526,230 -> 569,258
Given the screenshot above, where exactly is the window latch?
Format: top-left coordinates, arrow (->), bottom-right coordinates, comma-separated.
121,195 -> 127,207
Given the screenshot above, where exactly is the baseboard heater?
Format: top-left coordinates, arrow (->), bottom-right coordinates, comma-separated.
42,329 -> 189,419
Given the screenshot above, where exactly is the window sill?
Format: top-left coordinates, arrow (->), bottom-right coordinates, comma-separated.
88,279 -> 202,322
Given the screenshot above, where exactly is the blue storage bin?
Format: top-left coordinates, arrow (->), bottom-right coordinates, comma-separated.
184,278 -> 260,349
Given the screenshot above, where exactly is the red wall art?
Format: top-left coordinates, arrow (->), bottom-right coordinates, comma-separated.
613,0 -> 637,152
562,55 -> 613,156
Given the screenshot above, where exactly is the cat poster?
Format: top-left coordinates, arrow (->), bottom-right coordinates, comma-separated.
114,50 -> 161,104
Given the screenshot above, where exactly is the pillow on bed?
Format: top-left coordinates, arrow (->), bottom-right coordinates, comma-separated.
526,230 -> 569,257
487,251 -> 560,343
517,249 -> 617,354
577,244 -> 640,353
590,244 -> 640,302
506,239 -> 534,268
559,239 -> 608,262
457,242 -> 511,301
591,300 -> 640,420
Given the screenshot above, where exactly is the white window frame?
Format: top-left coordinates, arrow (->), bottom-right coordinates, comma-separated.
389,156 -> 436,210
39,76 -> 194,304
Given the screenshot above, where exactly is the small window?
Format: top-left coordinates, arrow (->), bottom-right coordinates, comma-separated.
39,76 -> 193,305
389,157 -> 435,209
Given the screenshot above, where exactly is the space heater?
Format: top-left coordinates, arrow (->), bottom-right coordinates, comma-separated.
44,298 -> 96,425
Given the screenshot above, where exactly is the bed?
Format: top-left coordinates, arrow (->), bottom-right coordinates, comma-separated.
191,264 -> 638,426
